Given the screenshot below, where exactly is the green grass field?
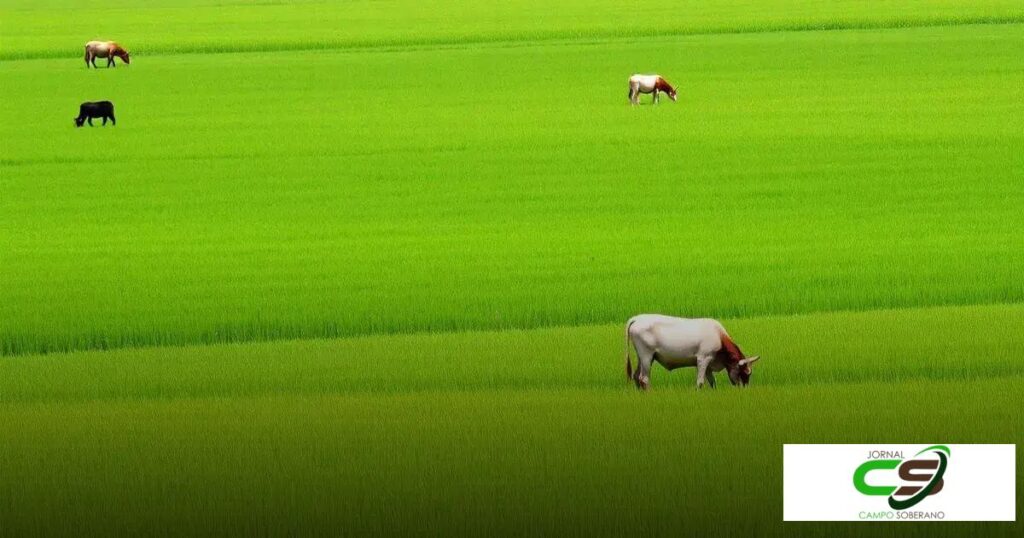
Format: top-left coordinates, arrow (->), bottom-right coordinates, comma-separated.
3,305 -> 1023,536
1,0 -> 1022,535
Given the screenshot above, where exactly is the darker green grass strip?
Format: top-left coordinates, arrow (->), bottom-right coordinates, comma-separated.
2,16 -> 1022,61
1,376 -> 1021,537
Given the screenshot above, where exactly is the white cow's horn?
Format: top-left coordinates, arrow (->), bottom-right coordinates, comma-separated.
747,355 -> 761,364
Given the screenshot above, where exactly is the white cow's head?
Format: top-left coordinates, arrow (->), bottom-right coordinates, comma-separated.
727,355 -> 760,386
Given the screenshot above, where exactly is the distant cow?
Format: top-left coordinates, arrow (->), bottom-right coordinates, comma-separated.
84,41 -> 130,68
624,315 -> 760,390
75,101 -> 116,127
628,74 -> 677,105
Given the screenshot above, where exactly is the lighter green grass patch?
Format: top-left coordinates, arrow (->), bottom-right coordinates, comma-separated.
3,303 -> 1023,403
3,25 -> 1023,355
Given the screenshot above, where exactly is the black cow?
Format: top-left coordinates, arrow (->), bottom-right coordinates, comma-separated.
74,101 -> 116,127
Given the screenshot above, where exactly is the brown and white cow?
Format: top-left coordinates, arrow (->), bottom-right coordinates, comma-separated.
627,74 -> 677,105
84,41 -> 130,68
624,314 -> 760,390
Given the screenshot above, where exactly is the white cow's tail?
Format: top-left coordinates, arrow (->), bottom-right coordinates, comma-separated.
624,318 -> 636,382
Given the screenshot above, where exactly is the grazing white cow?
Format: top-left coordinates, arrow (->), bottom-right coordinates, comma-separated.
627,74 -> 677,105
624,315 -> 760,390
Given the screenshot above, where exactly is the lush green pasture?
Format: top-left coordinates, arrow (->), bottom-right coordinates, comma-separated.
2,2 -> 1023,535
2,305 -> 1022,536
2,0 -> 1022,60
4,304 -> 1024,403
3,24 -> 1023,355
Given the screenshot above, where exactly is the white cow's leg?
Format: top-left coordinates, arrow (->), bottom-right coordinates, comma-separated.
706,371 -> 717,389
695,355 -> 712,389
653,90 -> 659,104
633,343 -> 655,391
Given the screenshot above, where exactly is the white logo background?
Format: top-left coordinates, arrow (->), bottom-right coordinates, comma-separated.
783,444 -> 1015,521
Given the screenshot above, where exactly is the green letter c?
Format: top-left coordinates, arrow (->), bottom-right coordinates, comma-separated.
853,460 -> 900,496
